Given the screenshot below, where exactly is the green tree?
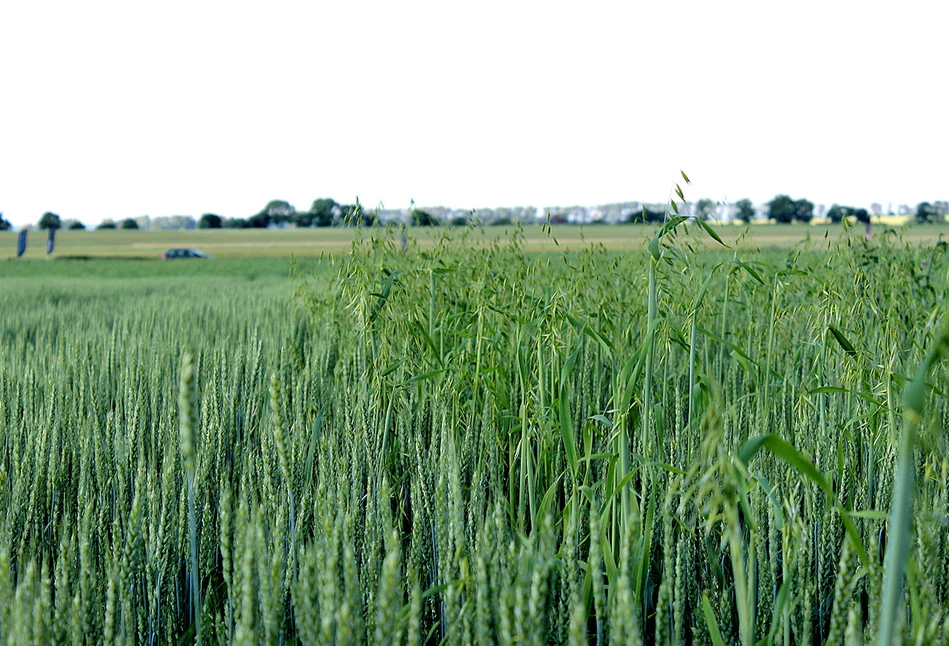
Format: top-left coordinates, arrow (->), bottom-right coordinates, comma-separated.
827,204 -> 851,223
767,195 -> 797,223
292,211 -> 313,227
248,212 -> 271,228
308,198 -> 339,227
264,200 -> 295,225
916,202 -> 939,223
96,220 -> 117,230
251,200 -> 295,228
120,218 -> 139,230
0,214 -> 11,231
361,209 -> 378,227
67,220 -> 86,230
224,217 -> 250,229
410,209 -> 439,226
826,205 -> 868,224
39,212 -> 62,230
695,198 -> 715,219
793,199 -> 814,223
198,213 -> 223,229
735,199 -> 755,223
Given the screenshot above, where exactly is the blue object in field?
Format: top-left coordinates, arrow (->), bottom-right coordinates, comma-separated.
17,229 -> 27,257
47,228 -> 56,254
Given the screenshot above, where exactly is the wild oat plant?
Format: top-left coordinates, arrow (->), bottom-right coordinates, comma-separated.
1,218 -> 948,644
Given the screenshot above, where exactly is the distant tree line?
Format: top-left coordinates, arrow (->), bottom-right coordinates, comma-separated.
9,197 -> 949,231
32,212 -> 139,231
627,198 -> 756,224
206,199 -> 369,229
626,197 -> 946,225
827,205 -> 870,224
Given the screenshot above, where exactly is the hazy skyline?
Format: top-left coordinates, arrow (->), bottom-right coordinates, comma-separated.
1,1 -> 946,227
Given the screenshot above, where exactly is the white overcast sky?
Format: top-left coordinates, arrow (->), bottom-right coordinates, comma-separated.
1,1 -> 946,226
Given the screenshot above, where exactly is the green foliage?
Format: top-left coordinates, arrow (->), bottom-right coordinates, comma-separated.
827,204 -> 846,223
768,194 -> 814,223
916,201 -> 941,223
224,217 -> 251,229
629,207 -> 666,224
695,198 -> 716,219
38,211 -> 61,230
359,208 -> 378,227
336,203 -> 359,226
735,198 -> 755,223
258,199 -> 295,227
95,219 -> 116,230
1,227 -> 948,644
793,198 -> 814,223
119,218 -> 139,230
198,213 -> 223,229
247,200 -> 297,228
410,208 -> 439,226
0,214 -> 12,230
308,198 -> 338,227
248,212 -> 270,228
66,220 -> 86,230
768,195 -> 795,222
828,204 -> 871,225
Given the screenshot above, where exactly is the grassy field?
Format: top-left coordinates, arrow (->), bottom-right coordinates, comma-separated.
3,221 -> 948,260
1,223 -> 948,643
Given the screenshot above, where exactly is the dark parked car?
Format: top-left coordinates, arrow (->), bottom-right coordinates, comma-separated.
162,248 -> 213,260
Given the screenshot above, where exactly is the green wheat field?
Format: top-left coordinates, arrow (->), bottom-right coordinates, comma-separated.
1,220 -> 948,644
